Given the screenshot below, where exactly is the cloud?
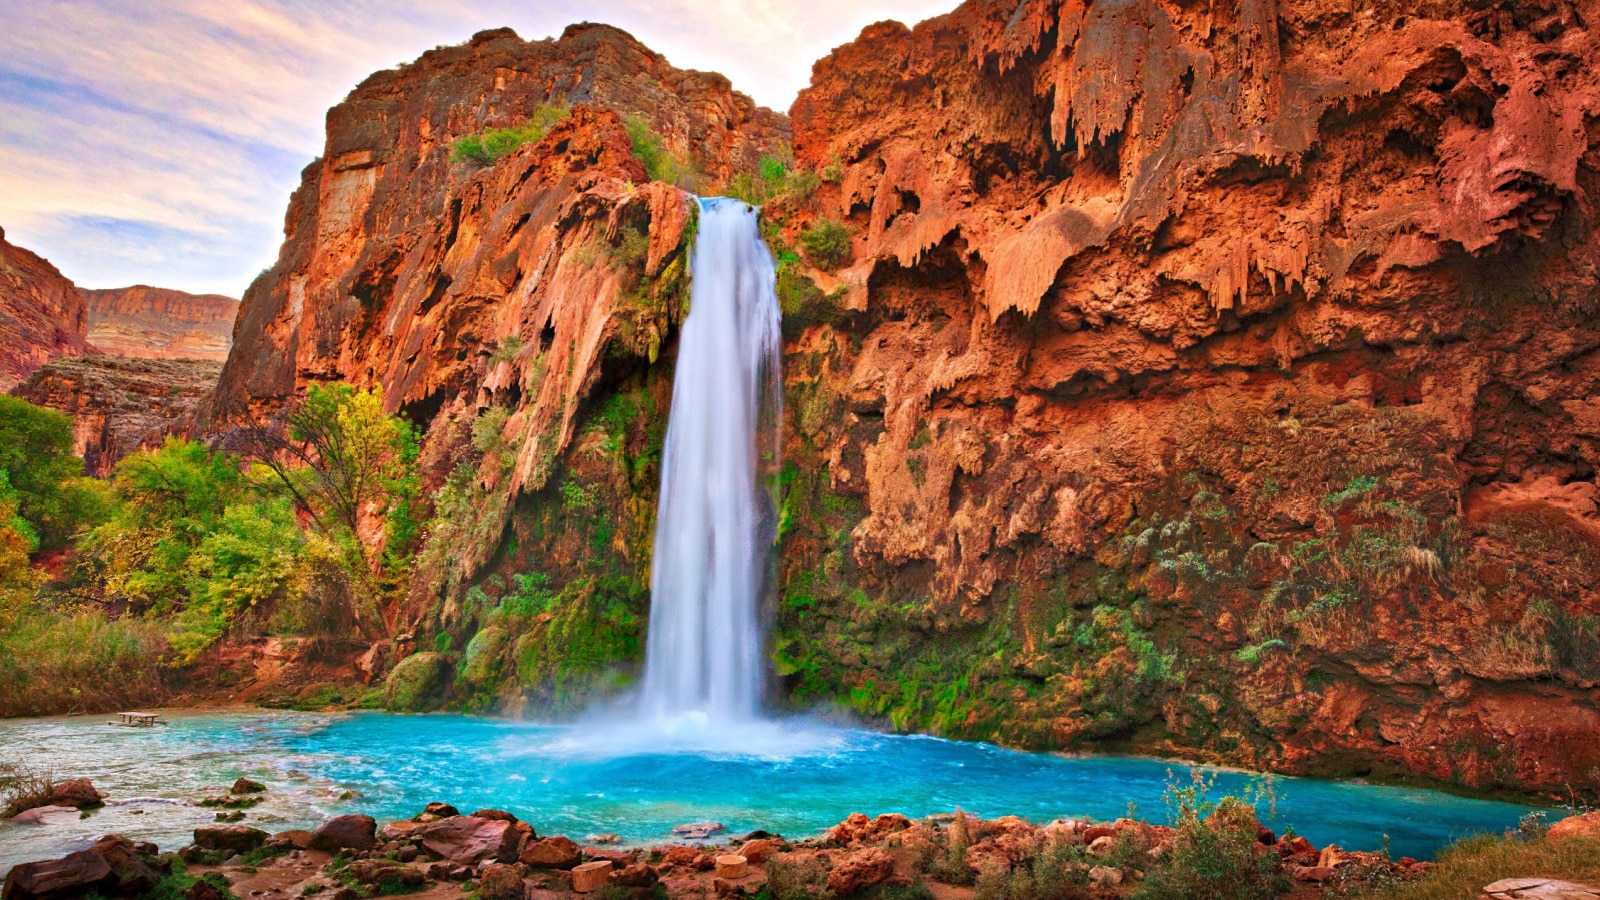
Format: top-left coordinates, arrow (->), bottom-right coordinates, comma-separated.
0,0 -> 954,297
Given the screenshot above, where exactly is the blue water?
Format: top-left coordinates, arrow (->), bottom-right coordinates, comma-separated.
0,710 -> 1547,872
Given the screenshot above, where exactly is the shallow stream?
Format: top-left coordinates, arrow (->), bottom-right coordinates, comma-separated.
0,709 -> 1546,873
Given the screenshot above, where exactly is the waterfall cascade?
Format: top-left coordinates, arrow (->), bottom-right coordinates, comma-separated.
639,196 -> 783,725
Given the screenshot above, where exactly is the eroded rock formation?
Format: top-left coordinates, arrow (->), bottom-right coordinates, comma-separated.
0,227 -> 91,390
83,286 -> 238,361
12,356 -> 223,477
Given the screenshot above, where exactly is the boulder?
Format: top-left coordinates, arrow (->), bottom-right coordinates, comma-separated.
425,802 -> 461,818
825,848 -> 895,896
520,836 -> 582,870
1087,836 -> 1116,857
610,864 -> 660,888
379,820 -> 422,842
382,653 -> 451,712
184,881 -> 226,900
587,833 -> 620,845
738,839 -> 776,863
572,861 -> 614,893
476,864 -> 524,900
309,814 -> 377,852
1549,812 -> 1600,841
46,779 -> 106,809
1082,825 -> 1114,844
471,809 -> 518,823
230,778 -> 266,795
1,835 -> 157,900
192,824 -> 268,852
415,815 -> 522,865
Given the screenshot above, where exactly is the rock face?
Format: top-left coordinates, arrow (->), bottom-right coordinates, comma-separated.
82,286 -> 238,361
0,227 -> 91,391
768,0 -> 1600,792
11,355 -> 223,476
205,2 -> 1600,795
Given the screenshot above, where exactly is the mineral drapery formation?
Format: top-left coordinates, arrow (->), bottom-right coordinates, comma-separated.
83,286 -> 239,361
210,0 -> 1600,794
0,227 -> 92,390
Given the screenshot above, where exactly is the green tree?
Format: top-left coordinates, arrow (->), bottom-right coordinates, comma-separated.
0,395 -> 98,547
250,384 -> 420,576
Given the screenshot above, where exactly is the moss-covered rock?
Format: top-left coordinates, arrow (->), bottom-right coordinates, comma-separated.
382,652 -> 451,712
461,625 -> 509,686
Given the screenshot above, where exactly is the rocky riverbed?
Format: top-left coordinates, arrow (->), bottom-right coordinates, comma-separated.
14,775 -> 1598,900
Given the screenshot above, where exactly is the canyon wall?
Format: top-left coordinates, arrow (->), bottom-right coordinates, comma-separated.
12,356 -> 223,477
0,228 -> 91,390
83,286 -> 239,361
210,0 -> 1600,796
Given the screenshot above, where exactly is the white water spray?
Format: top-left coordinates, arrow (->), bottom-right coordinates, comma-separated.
640,197 -> 783,726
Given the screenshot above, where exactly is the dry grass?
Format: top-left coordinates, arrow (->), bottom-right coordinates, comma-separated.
0,758 -> 56,817
1356,835 -> 1600,899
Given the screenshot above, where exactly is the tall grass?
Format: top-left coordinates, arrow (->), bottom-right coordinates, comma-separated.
1356,835 -> 1600,899
0,610 -> 168,716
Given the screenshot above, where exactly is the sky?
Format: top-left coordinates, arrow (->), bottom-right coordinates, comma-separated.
0,0 -> 953,298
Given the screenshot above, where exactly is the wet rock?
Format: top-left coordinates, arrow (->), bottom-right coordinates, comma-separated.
520,836 -> 582,870
416,816 -> 522,865
425,803 -> 461,818
193,824 -> 268,853
671,822 -> 726,840
309,815 -> 377,852
47,779 -> 106,809
475,864 -> 523,900
470,809 -> 517,824
397,846 -> 419,863
10,806 -> 80,826
378,820 -> 421,842
572,861 -> 613,893
230,779 -> 266,795
1,835 -> 157,900
1549,812 -> 1600,841
825,848 -> 895,896
213,812 -> 246,823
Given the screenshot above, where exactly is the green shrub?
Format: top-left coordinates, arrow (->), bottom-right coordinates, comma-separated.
800,220 -> 852,270
624,114 -> 695,187
452,103 -> 570,167
1134,780 -> 1289,900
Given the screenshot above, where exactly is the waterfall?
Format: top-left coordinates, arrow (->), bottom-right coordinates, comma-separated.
640,196 -> 783,725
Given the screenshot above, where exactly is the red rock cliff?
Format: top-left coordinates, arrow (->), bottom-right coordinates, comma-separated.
0,227 -> 92,390
771,0 -> 1600,792
83,286 -> 239,361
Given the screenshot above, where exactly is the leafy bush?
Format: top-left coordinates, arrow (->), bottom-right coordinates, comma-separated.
452,103 -> 569,167
974,843 -> 1091,900
723,152 -> 820,206
1134,778 -> 1288,900
800,219 -> 852,270
0,395 -> 109,547
764,856 -> 836,900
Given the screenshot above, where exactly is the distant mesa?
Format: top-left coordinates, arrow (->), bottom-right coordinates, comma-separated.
83,285 -> 239,361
